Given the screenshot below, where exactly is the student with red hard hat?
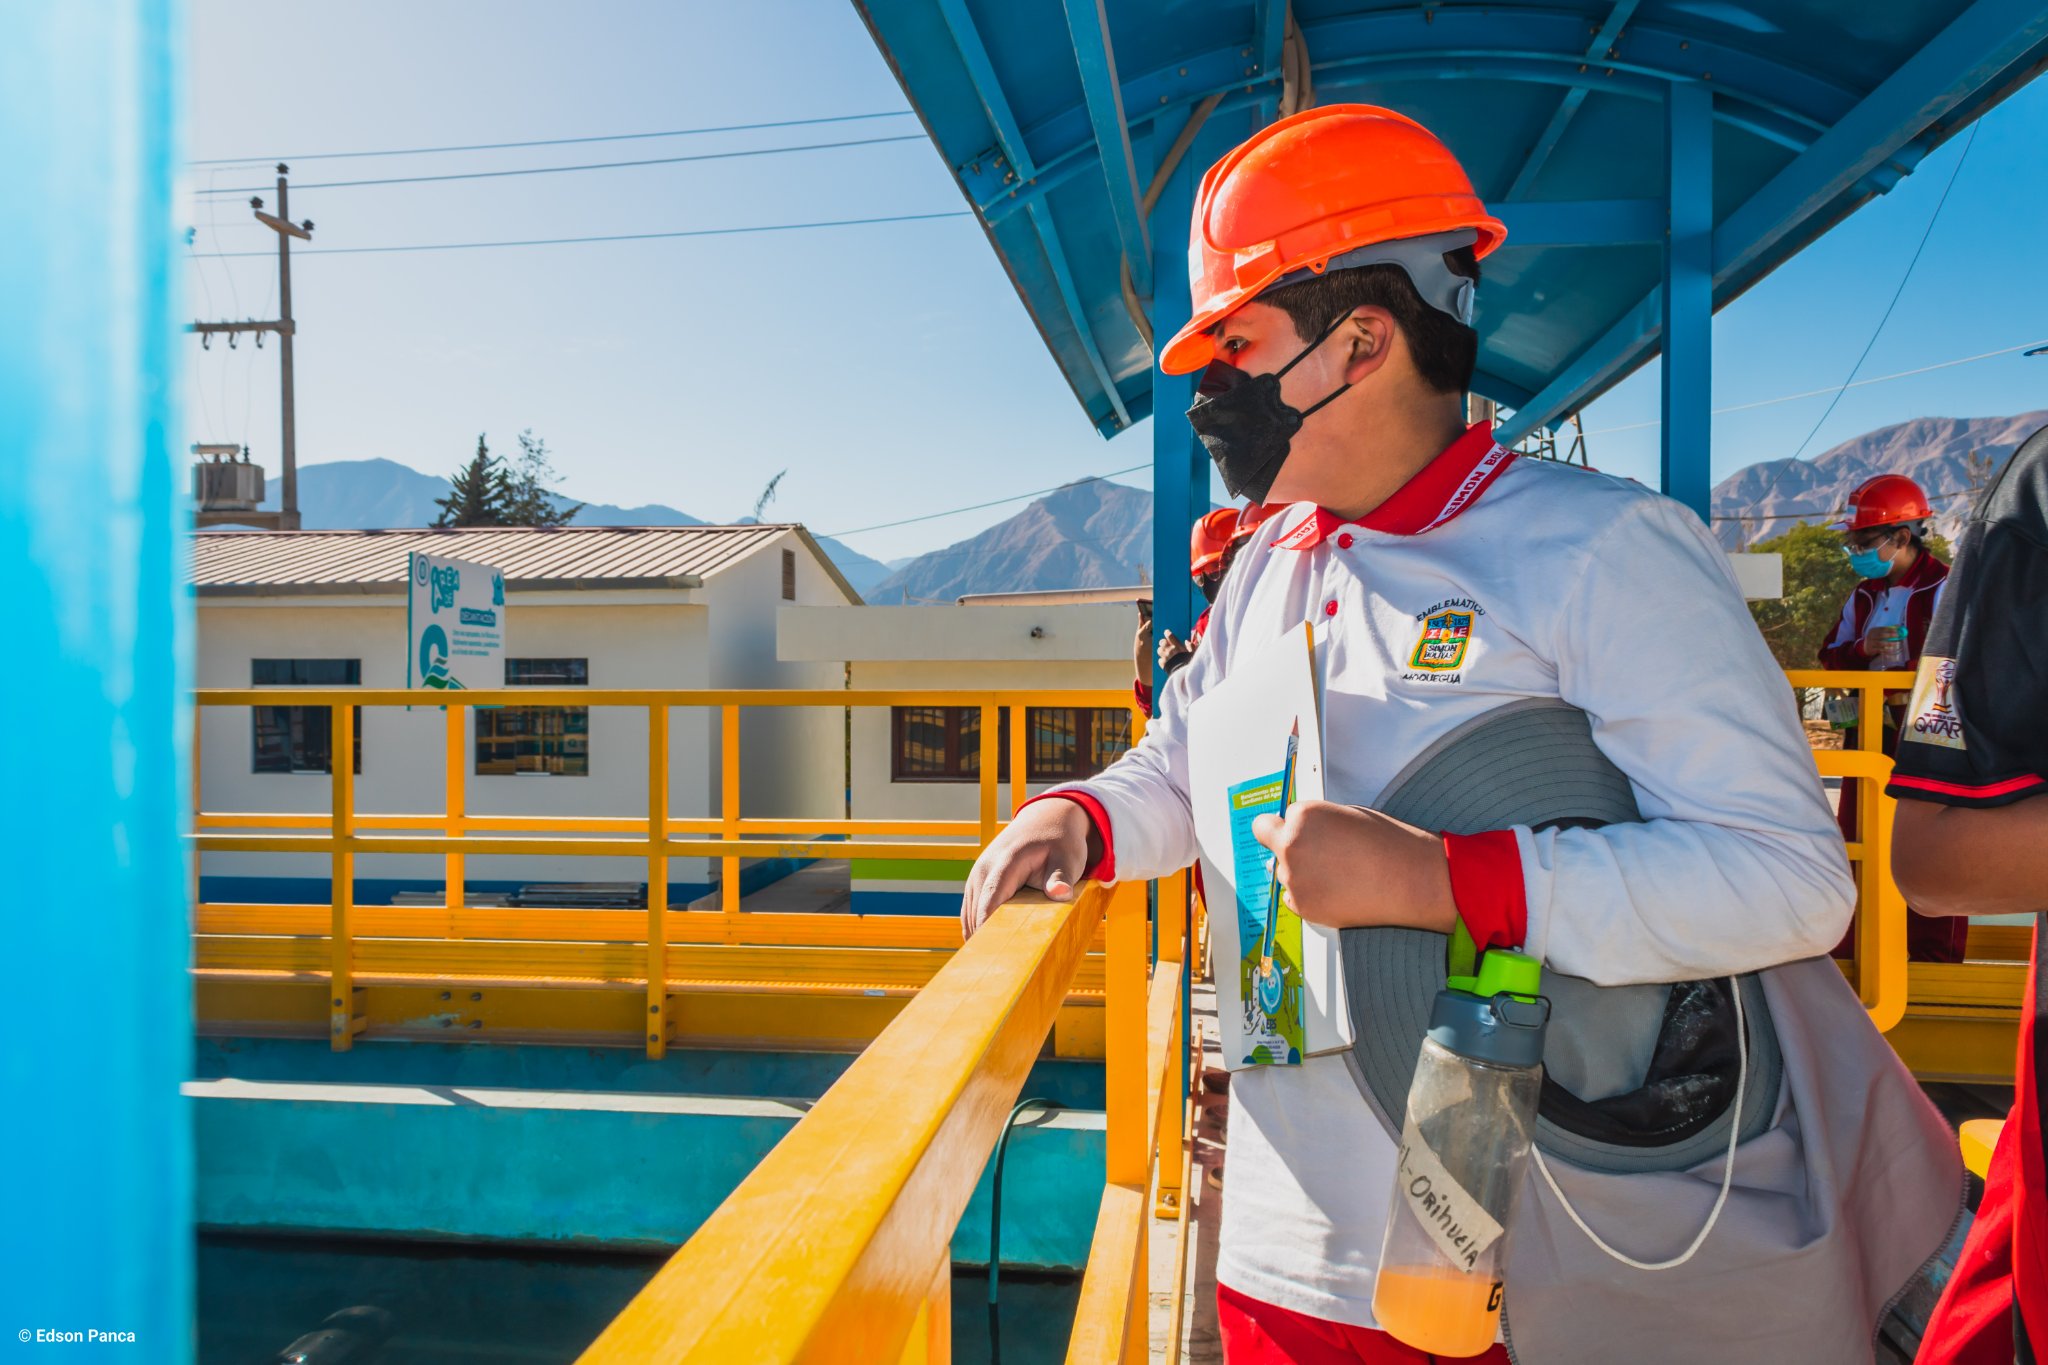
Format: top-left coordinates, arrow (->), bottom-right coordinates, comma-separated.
960,104 -> 1940,1364
1818,471 -> 1961,961
1137,504 -> 1275,716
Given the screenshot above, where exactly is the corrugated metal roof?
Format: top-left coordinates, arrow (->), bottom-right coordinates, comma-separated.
190,524 -> 793,593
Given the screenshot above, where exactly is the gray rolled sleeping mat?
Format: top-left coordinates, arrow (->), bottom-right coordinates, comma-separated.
1343,698 -> 1963,1364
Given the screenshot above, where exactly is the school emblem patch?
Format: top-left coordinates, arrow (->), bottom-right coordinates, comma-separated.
1902,655 -> 1967,751
1410,609 -> 1474,672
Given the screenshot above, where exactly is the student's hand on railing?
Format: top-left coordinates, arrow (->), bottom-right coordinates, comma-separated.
962,798 -> 1098,939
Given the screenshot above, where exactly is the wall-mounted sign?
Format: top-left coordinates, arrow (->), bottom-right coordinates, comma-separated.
406,550 -> 505,692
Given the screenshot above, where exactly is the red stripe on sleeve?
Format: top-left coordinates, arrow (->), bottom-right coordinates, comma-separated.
1017,790 -> 1116,883
1442,829 -> 1527,951
1888,772 -> 2046,800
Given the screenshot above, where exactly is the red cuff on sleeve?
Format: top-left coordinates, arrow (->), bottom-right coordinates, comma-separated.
1133,678 -> 1153,718
1018,791 -> 1116,883
1442,829 -> 1526,951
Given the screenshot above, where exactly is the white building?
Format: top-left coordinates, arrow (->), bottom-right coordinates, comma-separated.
777,598 -> 1144,914
194,524 -> 855,905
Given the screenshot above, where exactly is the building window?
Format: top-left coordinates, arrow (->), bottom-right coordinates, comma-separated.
1024,706 -> 1133,783
889,706 -> 1132,783
477,658 -> 589,776
781,548 -> 797,601
251,659 -> 362,774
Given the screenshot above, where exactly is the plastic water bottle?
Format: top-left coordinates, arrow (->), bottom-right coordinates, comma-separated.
1872,624 -> 1910,670
1371,950 -> 1548,1358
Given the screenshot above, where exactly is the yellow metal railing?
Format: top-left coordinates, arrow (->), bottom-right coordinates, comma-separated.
1786,669 -> 1915,1031
1788,670 -> 2026,1080
573,879 -> 1177,1365
191,688 -> 1143,1056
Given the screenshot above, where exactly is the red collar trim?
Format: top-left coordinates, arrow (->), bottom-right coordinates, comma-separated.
1271,424 -> 1515,550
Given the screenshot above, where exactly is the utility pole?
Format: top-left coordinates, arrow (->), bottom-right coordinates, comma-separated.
187,163 -> 313,529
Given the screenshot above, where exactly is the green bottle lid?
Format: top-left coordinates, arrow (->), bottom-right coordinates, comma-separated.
1444,923 -> 1542,1000
1473,947 -> 1542,1001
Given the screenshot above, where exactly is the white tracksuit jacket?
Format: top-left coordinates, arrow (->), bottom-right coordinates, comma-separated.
1045,423 -> 1853,1329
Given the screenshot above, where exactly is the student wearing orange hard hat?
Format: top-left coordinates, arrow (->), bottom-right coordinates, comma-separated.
966,105 -> 1936,1365
1818,472 -> 1961,962
1135,504 -> 1275,718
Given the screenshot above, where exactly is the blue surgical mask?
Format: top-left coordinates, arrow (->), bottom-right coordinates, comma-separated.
1845,546 -> 1891,579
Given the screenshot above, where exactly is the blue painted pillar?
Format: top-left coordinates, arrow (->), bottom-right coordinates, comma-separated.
1149,129 -> 1204,692
0,4 -> 191,1358
1661,82 -> 1714,520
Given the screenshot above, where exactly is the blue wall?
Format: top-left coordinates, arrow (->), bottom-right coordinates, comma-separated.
0,3 -> 190,1357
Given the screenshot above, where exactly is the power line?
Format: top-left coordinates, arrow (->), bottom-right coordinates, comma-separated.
192,132 -> 928,195
1708,480 -> 1982,526
1580,337 -> 2048,437
1728,120 -> 1982,535
186,110 -> 915,166
824,464 -> 1153,538
185,209 -> 973,259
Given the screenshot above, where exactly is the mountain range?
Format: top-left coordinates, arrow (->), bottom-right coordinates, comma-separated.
867,478 -> 1158,602
1709,410 -> 2048,549
242,410 -> 2048,603
251,459 -> 897,595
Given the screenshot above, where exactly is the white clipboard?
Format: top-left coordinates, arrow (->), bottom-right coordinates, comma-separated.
1186,619 -> 1353,1068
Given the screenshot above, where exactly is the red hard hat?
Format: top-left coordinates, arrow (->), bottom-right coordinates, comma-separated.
1159,104 -> 1507,376
1231,502 -> 1278,542
1830,474 -> 1932,532
1190,507 -> 1239,576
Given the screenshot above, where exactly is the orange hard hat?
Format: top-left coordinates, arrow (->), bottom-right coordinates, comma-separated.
1830,474 -> 1932,532
1159,104 -> 1507,376
1231,502 -> 1277,542
1190,507 -> 1239,576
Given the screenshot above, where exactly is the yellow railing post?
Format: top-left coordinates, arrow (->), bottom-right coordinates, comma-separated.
329,702 -> 356,1051
1067,880 -> 1150,1364
1786,669 -> 1914,1032
721,704 -> 741,924
896,1258 -> 950,1364
444,702 -> 465,939
1156,869 -> 1186,965
978,701 -> 999,845
1008,703 -> 1028,820
648,704 -> 670,1060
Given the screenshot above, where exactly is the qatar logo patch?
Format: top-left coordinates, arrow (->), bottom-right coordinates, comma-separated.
1902,656 -> 1967,751
1410,609 -> 1474,672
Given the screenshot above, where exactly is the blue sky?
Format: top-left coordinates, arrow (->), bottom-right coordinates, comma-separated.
185,2 -> 2048,561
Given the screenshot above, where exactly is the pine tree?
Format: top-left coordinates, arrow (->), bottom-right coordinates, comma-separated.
502,429 -> 582,527
433,435 -> 513,527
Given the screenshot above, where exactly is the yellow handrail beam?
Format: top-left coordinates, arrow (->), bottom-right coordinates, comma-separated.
575,883 -> 1121,1364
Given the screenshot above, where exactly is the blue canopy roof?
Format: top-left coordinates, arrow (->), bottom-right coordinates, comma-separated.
857,0 -> 2048,444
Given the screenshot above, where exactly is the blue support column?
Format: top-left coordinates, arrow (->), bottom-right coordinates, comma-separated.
1148,125 -> 1204,697
1144,114 -> 1210,1120
0,3 -> 190,1358
1661,82 -> 1714,520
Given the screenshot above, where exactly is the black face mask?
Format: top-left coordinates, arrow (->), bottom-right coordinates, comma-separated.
1183,309 -> 1355,503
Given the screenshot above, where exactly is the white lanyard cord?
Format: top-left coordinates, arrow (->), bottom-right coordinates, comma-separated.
1530,978 -> 1747,1271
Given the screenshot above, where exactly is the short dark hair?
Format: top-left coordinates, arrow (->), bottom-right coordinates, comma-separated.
1256,246 -> 1480,396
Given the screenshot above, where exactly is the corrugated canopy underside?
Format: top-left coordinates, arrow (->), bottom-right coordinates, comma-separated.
857,0 -> 2048,439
